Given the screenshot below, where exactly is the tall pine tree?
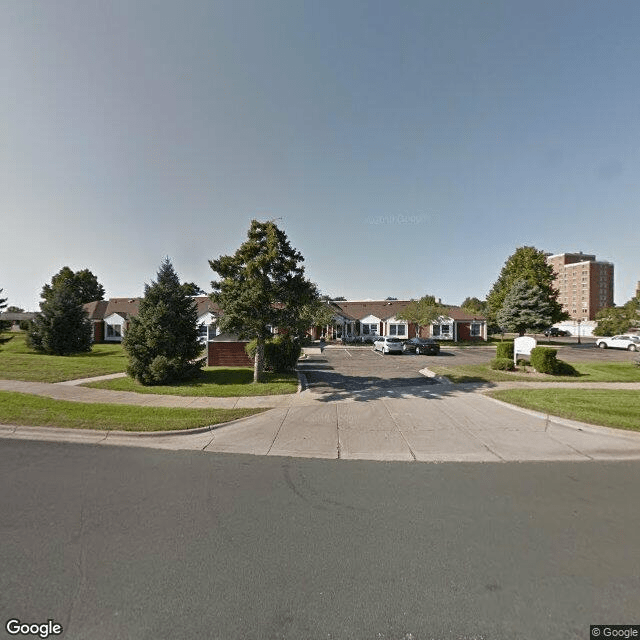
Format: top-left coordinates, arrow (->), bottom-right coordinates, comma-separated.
210,220 -> 319,382
27,280 -> 93,355
123,259 -> 203,385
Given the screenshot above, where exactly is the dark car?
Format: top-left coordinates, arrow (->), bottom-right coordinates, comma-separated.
403,338 -> 440,355
543,327 -> 569,337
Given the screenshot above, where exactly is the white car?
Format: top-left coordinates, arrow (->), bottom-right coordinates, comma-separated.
373,336 -> 404,354
595,335 -> 640,351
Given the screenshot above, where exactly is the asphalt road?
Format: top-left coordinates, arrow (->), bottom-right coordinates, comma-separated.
2,440 -> 640,640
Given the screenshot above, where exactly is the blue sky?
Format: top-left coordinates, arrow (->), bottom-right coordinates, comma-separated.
2,0 -> 639,311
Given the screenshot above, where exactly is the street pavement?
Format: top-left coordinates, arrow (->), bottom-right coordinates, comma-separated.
1,346 -> 640,461
4,441 -> 640,639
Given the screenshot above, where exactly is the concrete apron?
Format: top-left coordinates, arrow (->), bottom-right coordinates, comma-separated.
200,389 -> 640,462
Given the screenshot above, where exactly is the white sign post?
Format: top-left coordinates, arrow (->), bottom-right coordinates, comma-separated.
513,336 -> 537,365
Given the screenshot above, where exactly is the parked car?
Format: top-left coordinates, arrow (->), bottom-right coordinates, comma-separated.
543,327 -> 570,337
595,335 -> 640,351
403,337 -> 440,355
373,336 -> 404,354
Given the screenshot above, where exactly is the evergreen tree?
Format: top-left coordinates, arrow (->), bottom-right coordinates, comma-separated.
396,295 -> 446,338
123,259 -> 203,385
42,267 -> 105,304
486,246 -> 565,329
0,289 -> 8,331
496,279 -> 555,336
181,282 -> 205,296
27,280 -> 92,354
209,220 -> 319,382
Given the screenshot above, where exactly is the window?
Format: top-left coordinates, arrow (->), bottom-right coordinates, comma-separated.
433,323 -> 451,338
388,324 -> 406,336
362,323 -> 378,335
106,324 -> 122,338
470,323 -> 481,337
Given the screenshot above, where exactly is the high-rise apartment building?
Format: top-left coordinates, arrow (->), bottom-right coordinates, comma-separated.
546,252 -> 614,321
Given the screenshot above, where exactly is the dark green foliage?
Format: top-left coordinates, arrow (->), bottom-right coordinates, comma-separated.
530,346 -> 559,374
210,220 -> 319,382
496,342 -> 514,359
486,247 -> 565,329
490,357 -> 515,371
42,267 -> 105,304
529,346 -> 578,375
0,289 -> 8,331
246,335 -> 302,372
123,259 -> 203,385
496,279 -> 556,335
181,282 -> 205,296
27,281 -> 92,355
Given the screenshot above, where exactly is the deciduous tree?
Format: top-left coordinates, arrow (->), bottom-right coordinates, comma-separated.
461,297 -> 486,315
396,295 -> 446,338
595,296 -> 640,336
42,267 -> 105,304
209,220 -> 319,382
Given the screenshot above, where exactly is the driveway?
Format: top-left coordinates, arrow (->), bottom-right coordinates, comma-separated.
200,349 -> 640,461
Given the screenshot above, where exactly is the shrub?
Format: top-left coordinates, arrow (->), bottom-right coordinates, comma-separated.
496,342 -> 514,359
491,357 -> 515,371
530,346 -> 558,374
246,335 -> 302,373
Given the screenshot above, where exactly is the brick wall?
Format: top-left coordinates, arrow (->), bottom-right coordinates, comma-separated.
207,341 -> 254,367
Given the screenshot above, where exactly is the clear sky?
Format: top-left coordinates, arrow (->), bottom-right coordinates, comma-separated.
2,0 -> 639,311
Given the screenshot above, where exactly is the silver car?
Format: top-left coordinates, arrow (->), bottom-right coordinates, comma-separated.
595,335 -> 640,351
373,336 -> 404,354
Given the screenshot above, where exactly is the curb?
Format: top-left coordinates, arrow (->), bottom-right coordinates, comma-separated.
0,408 -> 274,441
481,392 -> 640,440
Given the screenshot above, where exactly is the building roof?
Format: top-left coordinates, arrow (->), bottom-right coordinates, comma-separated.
84,297 -> 221,321
330,300 -> 485,322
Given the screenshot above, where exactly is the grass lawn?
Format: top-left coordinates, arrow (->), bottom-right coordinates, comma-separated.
488,389 -> 640,432
83,367 -> 299,396
430,362 -> 640,384
0,391 -> 266,431
0,333 -> 127,382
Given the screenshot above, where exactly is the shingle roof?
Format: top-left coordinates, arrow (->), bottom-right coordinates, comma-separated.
83,297 -> 221,320
331,300 -> 486,322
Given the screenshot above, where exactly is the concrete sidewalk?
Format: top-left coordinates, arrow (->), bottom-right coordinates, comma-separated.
2,376 -> 640,461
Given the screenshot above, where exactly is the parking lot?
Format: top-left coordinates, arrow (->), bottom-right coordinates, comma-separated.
298,341 -> 639,397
